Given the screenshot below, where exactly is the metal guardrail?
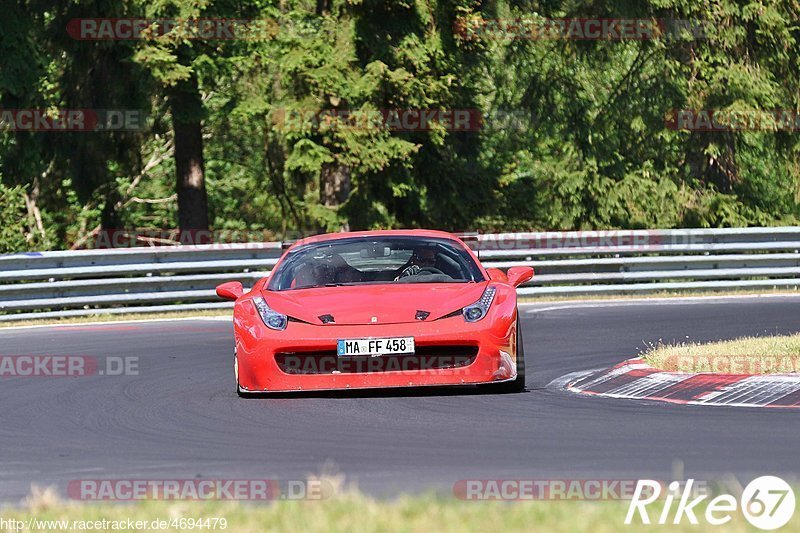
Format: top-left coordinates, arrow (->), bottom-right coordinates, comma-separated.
1,227 -> 799,321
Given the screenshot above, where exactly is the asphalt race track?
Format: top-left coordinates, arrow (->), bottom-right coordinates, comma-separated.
1,295 -> 799,502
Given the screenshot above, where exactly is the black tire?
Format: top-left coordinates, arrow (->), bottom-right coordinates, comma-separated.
492,314 -> 526,393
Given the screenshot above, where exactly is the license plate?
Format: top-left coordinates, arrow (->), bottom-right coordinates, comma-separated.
337,337 -> 415,357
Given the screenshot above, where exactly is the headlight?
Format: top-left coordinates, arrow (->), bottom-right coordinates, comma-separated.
252,296 -> 288,331
462,286 -> 496,322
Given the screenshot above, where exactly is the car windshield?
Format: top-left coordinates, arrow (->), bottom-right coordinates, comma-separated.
268,236 -> 485,291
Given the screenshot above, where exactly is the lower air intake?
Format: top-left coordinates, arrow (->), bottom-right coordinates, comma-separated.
275,345 -> 479,375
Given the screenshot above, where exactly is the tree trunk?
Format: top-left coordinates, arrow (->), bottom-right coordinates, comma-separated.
320,163 -> 351,207
173,116 -> 208,230
170,63 -> 209,242
316,0 -> 332,16
319,163 -> 351,231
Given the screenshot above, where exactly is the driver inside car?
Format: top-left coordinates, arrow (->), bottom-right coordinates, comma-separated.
394,247 -> 437,280
293,259 -> 336,288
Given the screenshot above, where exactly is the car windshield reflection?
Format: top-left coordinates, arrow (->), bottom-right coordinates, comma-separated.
268,236 -> 485,291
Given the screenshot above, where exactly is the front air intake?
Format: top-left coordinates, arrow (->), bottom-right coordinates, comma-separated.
275,345 -> 479,374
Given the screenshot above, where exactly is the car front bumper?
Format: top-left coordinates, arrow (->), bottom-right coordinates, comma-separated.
234,314 -> 519,393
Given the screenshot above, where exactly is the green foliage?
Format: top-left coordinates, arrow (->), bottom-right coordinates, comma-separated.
0,182 -> 33,253
1,0 -> 799,250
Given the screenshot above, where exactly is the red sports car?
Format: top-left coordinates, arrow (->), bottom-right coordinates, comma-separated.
215,230 -> 533,395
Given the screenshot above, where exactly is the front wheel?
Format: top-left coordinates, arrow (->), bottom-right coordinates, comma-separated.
234,349 -> 247,398
493,314 -> 526,393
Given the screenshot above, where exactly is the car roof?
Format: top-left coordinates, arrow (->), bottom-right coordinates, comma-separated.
287,229 -> 463,250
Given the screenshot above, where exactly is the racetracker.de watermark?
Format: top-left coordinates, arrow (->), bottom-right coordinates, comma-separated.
454,17 -> 708,41
454,479 -> 708,501
67,479 -> 332,501
79,229 -> 706,251
665,109 -> 800,132
86,229 -> 283,248
66,18 -> 322,40
272,108 -> 482,132
271,108 -> 532,132
474,230 -> 665,251
0,356 -> 138,377
0,109 -> 145,132
277,354 -> 477,375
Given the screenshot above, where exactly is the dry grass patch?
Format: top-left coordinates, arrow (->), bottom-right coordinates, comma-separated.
642,333 -> 800,374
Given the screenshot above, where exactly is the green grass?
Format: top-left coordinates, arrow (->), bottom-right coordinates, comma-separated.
642,333 -> 800,374
0,487 -> 782,533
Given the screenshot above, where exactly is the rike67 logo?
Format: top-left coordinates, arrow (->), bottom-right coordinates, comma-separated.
626,477 -> 795,530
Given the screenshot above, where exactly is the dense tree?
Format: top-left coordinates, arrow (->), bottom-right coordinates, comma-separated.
0,0 -> 798,252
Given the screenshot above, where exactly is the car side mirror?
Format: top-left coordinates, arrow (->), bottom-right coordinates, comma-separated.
486,268 -> 508,283
506,266 -> 534,288
216,281 -> 244,301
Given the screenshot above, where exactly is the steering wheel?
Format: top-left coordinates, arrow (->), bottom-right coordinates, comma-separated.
417,266 -> 445,275
398,265 -> 445,279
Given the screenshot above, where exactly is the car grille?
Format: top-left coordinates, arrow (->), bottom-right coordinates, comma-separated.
275,345 -> 479,375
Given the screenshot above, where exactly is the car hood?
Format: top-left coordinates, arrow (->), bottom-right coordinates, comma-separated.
262,282 -> 487,325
